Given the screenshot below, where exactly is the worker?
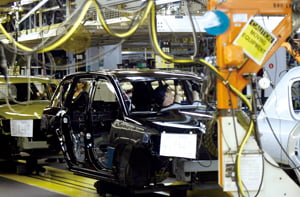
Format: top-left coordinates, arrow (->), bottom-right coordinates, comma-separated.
153,84 -> 175,108
69,80 -> 89,162
70,81 -> 89,114
70,80 -> 89,128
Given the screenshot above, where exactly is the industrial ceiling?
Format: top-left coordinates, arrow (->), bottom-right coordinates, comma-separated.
0,0 -> 209,55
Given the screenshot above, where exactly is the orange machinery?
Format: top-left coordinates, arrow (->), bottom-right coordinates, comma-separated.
207,0 -> 300,196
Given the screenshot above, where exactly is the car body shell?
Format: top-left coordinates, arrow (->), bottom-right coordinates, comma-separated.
41,69 -> 215,187
0,75 -> 58,160
257,66 -> 300,182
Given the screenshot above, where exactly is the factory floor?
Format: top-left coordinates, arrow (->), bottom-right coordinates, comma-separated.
0,159 -> 99,197
0,159 -> 230,197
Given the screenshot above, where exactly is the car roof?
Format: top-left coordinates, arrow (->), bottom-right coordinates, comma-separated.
0,75 -> 57,84
62,69 -> 202,81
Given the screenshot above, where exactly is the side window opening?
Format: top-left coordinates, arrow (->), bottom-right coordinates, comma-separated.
1,82 -> 57,104
119,82 -> 133,112
126,79 -> 199,112
93,81 -> 116,102
66,78 -> 91,163
0,84 -> 16,104
50,82 -> 71,108
91,79 -> 121,163
43,83 -> 56,99
291,80 -> 300,113
91,80 -> 121,135
131,81 -> 154,111
11,83 -> 42,101
151,80 -> 191,107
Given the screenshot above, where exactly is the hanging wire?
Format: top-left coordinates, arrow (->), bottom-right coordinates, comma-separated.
0,0 -> 90,54
0,2 -> 279,195
36,39 -> 125,72
93,0 -> 153,38
148,2 -> 256,195
96,0 -> 149,14
184,0 -> 198,59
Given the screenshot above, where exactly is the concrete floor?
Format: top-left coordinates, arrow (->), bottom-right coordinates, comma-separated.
0,160 -> 99,197
0,160 -> 230,197
0,176 -> 67,197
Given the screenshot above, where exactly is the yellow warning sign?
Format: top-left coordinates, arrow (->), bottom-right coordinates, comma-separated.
233,18 -> 277,65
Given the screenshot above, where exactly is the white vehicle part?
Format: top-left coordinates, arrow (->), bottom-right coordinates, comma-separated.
258,66 -> 300,168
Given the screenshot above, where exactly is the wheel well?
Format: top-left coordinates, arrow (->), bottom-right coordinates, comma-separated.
114,143 -> 154,188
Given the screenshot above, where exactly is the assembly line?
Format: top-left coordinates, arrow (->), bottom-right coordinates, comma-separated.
0,0 -> 299,197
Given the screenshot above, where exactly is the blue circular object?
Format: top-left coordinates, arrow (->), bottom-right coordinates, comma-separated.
204,10 -> 230,36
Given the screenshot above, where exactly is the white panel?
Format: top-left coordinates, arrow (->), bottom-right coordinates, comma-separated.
102,45 -> 121,69
160,133 -> 197,159
10,120 -> 33,137
263,47 -> 287,97
157,15 -> 206,33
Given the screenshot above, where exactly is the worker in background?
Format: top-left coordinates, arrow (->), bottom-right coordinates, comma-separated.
153,84 -> 175,108
70,81 -> 89,129
69,80 -> 89,162
153,82 -> 200,109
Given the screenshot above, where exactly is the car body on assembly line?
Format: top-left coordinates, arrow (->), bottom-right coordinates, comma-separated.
0,75 -> 57,171
41,69 -> 218,189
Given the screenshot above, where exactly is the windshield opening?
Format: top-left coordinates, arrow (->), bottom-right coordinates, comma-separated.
0,82 -> 56,104
119,78 -> 202,113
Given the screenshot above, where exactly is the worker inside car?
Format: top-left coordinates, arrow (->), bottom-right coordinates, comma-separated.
69,80 -> 89,162
70,81 -> 89,132
153,84 -> 175,108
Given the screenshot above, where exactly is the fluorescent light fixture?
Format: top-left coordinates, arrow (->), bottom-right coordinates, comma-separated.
20,0 -> 40,6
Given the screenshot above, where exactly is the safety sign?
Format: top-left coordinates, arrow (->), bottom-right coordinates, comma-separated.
233,18 -> 277,65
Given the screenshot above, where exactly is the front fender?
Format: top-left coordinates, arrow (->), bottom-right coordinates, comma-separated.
109,119 -> 158,149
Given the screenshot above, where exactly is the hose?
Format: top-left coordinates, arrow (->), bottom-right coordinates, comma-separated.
93,0 -> 153,38
149,3 -> 253,195
0,0 -> 92,53
38,0 -> 93,52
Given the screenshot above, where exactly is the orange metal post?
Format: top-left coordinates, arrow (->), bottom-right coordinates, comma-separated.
207,0 -> 293,191
208,0 -> 292,109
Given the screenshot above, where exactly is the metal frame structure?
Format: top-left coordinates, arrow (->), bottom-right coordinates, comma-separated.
208,0 -> 300,196
0,0 -> 299,196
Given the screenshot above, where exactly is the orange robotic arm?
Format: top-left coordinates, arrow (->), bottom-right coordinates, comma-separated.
281,39 -> 300,64
206,1 -> 300,196
208,0 -> 293,109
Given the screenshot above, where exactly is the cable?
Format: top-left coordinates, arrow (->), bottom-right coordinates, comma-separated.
196,131 -> 213,167
254,153 -> 264,197
1,1 -> 272,194
0,0 -> 91,53
0,43 -> 8,80
96,0 -> 149,14
226,69 -> 240,149
29,1 -> 87,53
235,121 -> 254,197
184,0 -> 198,59
25,55 -> 32,102
26,39 -> 125,72
149,3 -> 254,195
225,70 -> 246,196
56,0 -> 63,8
259,97 -> 300,170
1,0 -> 146,54
256,74 -> 300,170
93,0 -> 153,38
0,23 -> 32,51
38,0 -> 93,53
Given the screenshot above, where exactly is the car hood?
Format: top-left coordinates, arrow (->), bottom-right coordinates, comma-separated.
0,100 -> 50,119
130,107 -> 212,134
